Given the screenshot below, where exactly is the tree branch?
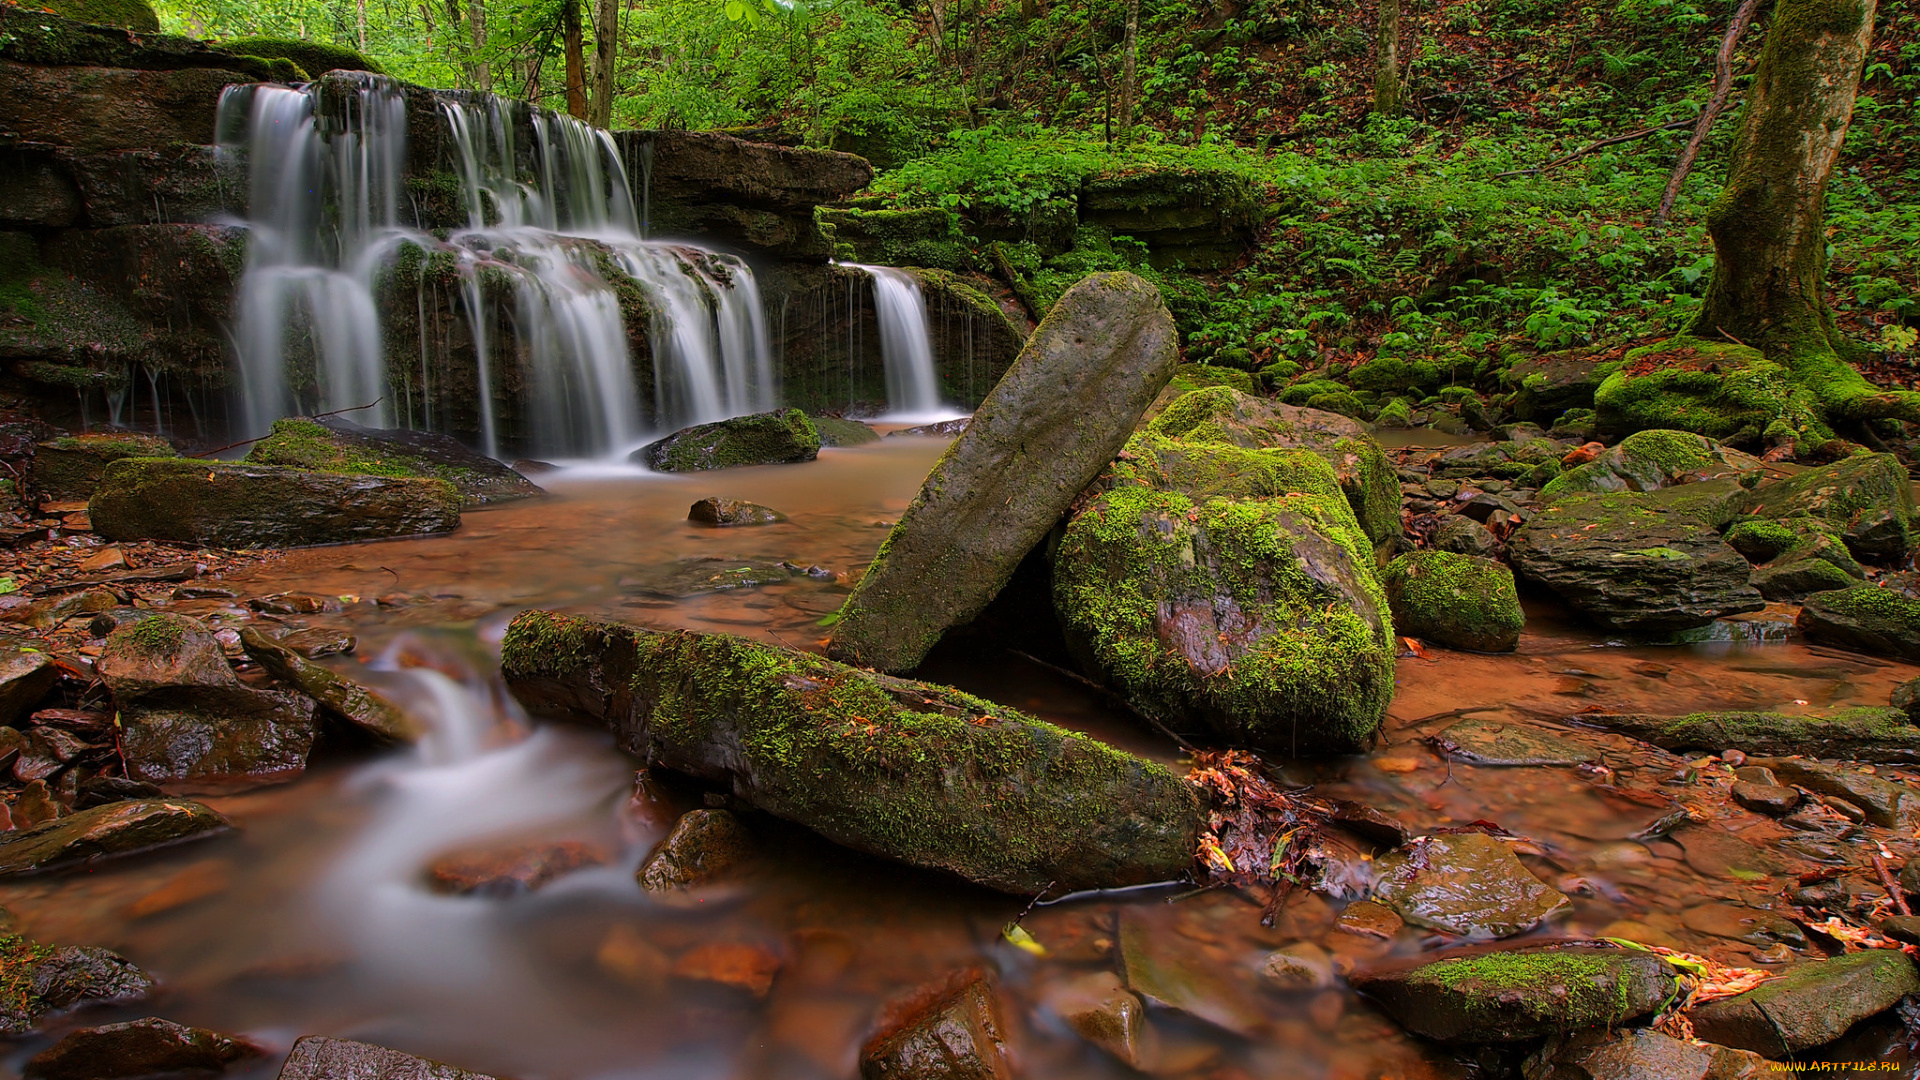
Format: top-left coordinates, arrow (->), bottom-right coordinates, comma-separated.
1656,0 -> 1763,224
1493,118 -> 1697,179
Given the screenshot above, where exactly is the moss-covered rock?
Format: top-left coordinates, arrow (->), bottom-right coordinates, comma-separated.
808,416 -> 880,447
89,459 -> 461,548
1539,429 -> 1761,502
1736,452 -> 1917,563
1725,515 -> 1867,600
636,409 -> 821,472
38,0 -> 158,31
1593,337 -> 1821,445
0,934 -> 154,1036
1349,357 -> 1445,397
1147,388 -> 1399,544
816,206 -> 966,270
1502,348 -> 1622,422
1053,486 -> 1394,755
1090,432 -> 1348,505
1426,437 -> 1569,487
501,611 -> 1204,894
246,417 -> 541,506
1796,584 -> 1920,660
1575,706 -> 1920,762
215,36 -> 383,76
1383,551 -> 1523,652
1690,951 -> 1920,1057
1352,944 -> 1676,1042
30,432 -> 176,502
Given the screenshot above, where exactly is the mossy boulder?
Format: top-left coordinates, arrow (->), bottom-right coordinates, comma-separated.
1574,707 -> 1920,763
1502,348 -> 1620,421
501,611 -> 1205,894
1539,429 -> 1761,502
1352,944 -> 1677,1042
214,36 -> 383,76
1427,438 -> 1569,487
1737,453 -> 1917,563
1796,584 -> 1920,661
89,459 -> 461,547
1349,357 -> 1444,397
1090,432 -> 1349,505
815,206 -> 965,269
1147,388 -> 1398,544
1053,486 -> 1394,755
246,417 -> 541,506
38,0 -> 158,31
30,432 -> 177,502
1508,491 -> 1764,632
808,416 -> 880,447
1690,951 -> 1920,1057
636,409 -> 821,472
0,934 -> 154,1036
828,272 -> 1178,673
1724,515 -> 1865,600
1593,338 -> 1819,445
1383,551 -> 1523,652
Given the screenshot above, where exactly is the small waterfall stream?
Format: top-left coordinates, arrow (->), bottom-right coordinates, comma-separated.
842,263 -> 945,418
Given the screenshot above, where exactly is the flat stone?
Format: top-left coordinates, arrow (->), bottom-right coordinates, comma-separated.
247,417 -> 543,506
1679,903 -> 1806,948
1120,912 -> 1265,1036
0,799 -> 230,876
860,974 -> 1012,1080
274,1036 -> 502,1080
1334,899 -> 1405,939
1373,832 -> 1571,939
808,416 -> 880,447
687,497 -> 786,526
1689,951 -> 1920,1057
1759,758 -> 1920,828
637,809 -> 754,892
1353,943 -> 1676,1042
1573,707 -> 1920,764
31,433 -> 177,502
1729,781 -> 1800,815
1669,825 -> 1786,882
0,935 -> 154,1037
1433,717 -> 1597,766
90,459 -> 461,548
670,941 -> 781,997
636,409 -> 821,472
240,626 -> 416,742
625,557 -> 800,598
24,1016 -> 255,1080
427,841 -> 606,896
1260,941 -> 1334,991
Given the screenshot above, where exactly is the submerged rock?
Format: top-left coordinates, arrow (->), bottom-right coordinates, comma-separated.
1737,452 -> 1917,563
90,459 -> 461,548
1372,832 -> 1570,939
246,417 -> 543,506
427,841 -> 607,896
501,611 -> 1203,894
687,497 -> 786,527
1353,944 -> 1676,1042
828,272 -> 1178,673
24,1016 -> 256,1080
636,409 -> 822,472
1796,584 -> 1920,661
1573,707 -> 1920,763
1044,970 -> 1149,1068
1433,717 -> 1597,766
886,418 -> 971,438
1120,912 -> 1265,1035
1383,551 -> 1524,652
30,432 -> 177,502
638,809 -> 754,893
275,1036 -> 503,1080
0,799 -> 230,876
626,557 -> 803,598
860,974 -> 1012,1080
810,416 -> 881,446
1689,951 -> 1919,1057
239,626 -> 416,742
1521,1028 -> 1759,1080
0,934 -> 155,1036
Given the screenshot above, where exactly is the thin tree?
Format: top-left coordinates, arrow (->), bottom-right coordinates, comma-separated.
1372,0 -> 1400,116
588,0 -> 618,126
564,0 -> 588,119
472,0 -> 491,92
1114,0 -> 1139,144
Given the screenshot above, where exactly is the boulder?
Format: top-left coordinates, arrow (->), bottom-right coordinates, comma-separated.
1372,832 -> 1570,938
426,841 -> 606,896
501,611 -> 1203,894
635,409 -> 821,472
239,626 -> 417,742
1796,584 -> 1920,661
1353,944 -> 1676,1042
1689,951 -> 1919,1057
1383,551 -> 1524,652
274,1036 -> 502,1080
860,974 -> 1012,1080
0,935 -> 154,1036
828,272 -> 1178,672
0,650 -> 57,726
638,809 -> 755,892
1521,1028 -> 1745,1080
1895,677 -> 1920,723
1053,485 -> 1395,755
1742,516 -> 1867,600
810,416 -> 881,447
1591,339 -> 1792,445
1573,708 -> 1920,763
1502,348 -> 1616,421
1755,758 -> 1920,828
24,1017 -> 255,1080
246,417 -> 543,506
1432,514 -> 1502,557
687,497 -> 786,527
1508,491 -> 1764,632
1427,438 -> 1570,487
0,799 -> 230,876
90,459 -> 461,548
30,432 -> 176,501
1144,387 -> 1399,543
1737,453 -> 1917,563
1539,429 -> 1761,502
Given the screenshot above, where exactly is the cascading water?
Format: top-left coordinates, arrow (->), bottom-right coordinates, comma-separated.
843,263 -> 944,418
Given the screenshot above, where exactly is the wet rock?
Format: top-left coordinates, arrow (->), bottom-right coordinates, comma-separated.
23,1016 -> 255,1080
503,612 -> 1203,894
248,592 -> 344,615
277,627 -> 356,658
671,941 -> 781,997
1669,824 -> 1785,881
240,626 -> 415,742
1540,429 -> 1761,502
1354,943 -> 1675,1042
1730,781 -> 1800,815
810,416 -> 881,447
1334,899 -> 1404,939
1259,941 -> 1334,991
1876,915 -> 1920,947
1689,950 -> 1920,1057
0,650 -> 57,726
626,557 -> 802,598
1680,903 -> 1806,948
31,433 -> 177,502
860,973 -> 1011,1080
1511,489 -> 1763,632
1737,452 -> 1917,562
1384,551 -> 1524,652
11,589 -> 119,632
274,1036 -> 502,1080
0,798 -> 229,875
829,273 -> 1178,672
1796,584 -> 1920,661
1573,707 -> 1920,763
1432,514 -> 1501,557
886,417 -> 972,438
74,775 -> 163,809
636,409 -> 822,472
687,497 -> 787,527
246,417 -> 543,506
638,808 -> 754,892
1895,677 -> 1920,723
1044,970 -> 1148,1068
11,780 -> 61,826
1522,1027 -> 1716,1080
1502,349 -> 1612,421
1429,438 -> 1569,486
1433,717 -> 1597,766
1120,912 -> 1265,1035
1372,832 -> 1570,938
1757,758 -> 1920,828
427,841 -> 607,896
90,460 -> 461,548
0,934 -> 154,1036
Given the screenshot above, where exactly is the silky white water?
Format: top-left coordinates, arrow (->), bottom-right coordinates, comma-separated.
841,263 -> 946,419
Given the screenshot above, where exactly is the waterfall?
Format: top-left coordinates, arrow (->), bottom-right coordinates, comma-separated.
220,76 -> 778,459
843,263 -> 943,417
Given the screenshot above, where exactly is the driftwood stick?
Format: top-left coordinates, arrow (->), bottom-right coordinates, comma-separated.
188,399 -> 384,459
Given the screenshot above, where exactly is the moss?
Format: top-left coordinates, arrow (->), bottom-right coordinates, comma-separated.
1624,707 -> 1918,757
248,418 -> 424,478
1164,363 -> 1256,398
1808,583 -> 1920,624
816,206 -> 968,270
644,409 -> 822,472
1416,951 -> 1652,1028
123,614 -> 189,656
38,0 -> 158,31
1737,453 -> 1916,562
1383,551 -> 1524,652
0,935 -> 60,1025
1593,337 -> 1828,447
1373,397 -> 1415,428
1348,356 -> 1442,396
1096,432 -> 1347,503
217,36 -> 383,75
1304,390 -> 1372,420
1540,428 -> 1723,500
1276,379 -> 1348,406
1724,518 -> 1798,561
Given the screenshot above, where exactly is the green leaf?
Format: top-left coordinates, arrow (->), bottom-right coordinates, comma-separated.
1001,923 -> 1047,957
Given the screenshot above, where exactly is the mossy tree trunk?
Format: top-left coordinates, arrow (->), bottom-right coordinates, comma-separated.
470,0 -> 490,92
1373,0 -> 1401,116
1115,0 -> 1139,144
564,0 -> 587,120
588,0 -> 618,127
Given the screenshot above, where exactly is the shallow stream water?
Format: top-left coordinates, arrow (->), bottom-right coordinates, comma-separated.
2,435 -> 1916,1079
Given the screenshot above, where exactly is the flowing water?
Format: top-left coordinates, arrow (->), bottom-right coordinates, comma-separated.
3,436 -> 1916,1078
840,265 -> 944,421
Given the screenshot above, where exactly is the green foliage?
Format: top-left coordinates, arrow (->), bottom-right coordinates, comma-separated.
40,0 -> 159,31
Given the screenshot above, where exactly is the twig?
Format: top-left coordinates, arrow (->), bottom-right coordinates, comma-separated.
1493,119 -> 1696,179
1657,0 -> 1762,225
1716,326 -> 1749,348
1006,881 -> 1056,928
188,399 -> 384,459
1006,648 -> 1201,752
1874,852 -> 1912,917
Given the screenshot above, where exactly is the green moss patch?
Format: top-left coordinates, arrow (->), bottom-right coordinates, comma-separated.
216,37 -> 383,76
1384,551 -> 1524,652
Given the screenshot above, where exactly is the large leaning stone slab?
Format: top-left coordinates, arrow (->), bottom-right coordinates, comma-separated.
827,271 -> 1178,673
1352,944 -> 1676,1042
1575,708 -> 1920,764
247,417 -> 542,506
90,459 -> 461,548
276,1036 -> 501,1080
0,799 -> 231,876
502,610 -> 1204,894
1688,950 -> 1920,1057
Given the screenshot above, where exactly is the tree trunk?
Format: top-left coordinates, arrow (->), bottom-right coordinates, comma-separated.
1115,0 -> 1138,144
1372,0 -> 1400,116
471,0 -> 490,92
357,0 -> 369,52
564,0 -> 587,120
588,0 -> 618,126
1689,0 -> 1878,362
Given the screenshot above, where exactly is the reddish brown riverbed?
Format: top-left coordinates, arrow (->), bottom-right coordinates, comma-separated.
1,435 -> 1915,1079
